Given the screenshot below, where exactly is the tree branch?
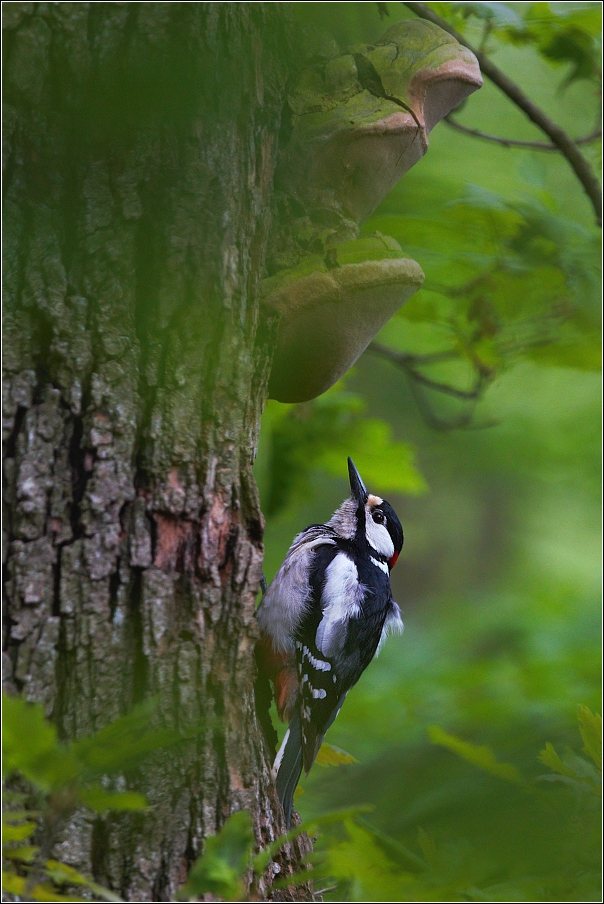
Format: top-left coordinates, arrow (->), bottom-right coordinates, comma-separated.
402,1 -> 602,226
445,116 -> 602,152
369,342 -> 491,400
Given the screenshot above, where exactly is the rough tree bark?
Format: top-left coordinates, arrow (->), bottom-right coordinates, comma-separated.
3,2 -> 310,900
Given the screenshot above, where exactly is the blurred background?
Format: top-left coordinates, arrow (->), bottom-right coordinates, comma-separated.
256,2 -> 601,900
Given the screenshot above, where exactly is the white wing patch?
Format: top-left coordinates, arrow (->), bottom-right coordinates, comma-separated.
315,553 -> 364,657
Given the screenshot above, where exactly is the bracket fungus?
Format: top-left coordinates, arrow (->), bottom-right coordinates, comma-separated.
264,19 -> 482,403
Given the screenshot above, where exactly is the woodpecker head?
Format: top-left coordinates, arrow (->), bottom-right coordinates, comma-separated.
328,458 -> 404,569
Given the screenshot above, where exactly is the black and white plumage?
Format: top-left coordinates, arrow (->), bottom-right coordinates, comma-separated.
256,457 -> 404,825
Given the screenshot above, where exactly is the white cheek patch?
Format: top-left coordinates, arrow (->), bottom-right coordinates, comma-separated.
315,553 -> 364,657
365,514 -> 394,559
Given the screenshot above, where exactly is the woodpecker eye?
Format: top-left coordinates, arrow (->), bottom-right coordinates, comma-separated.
372,510 -> 385,525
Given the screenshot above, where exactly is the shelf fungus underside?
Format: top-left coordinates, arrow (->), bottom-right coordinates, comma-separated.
264,19 -> 482,404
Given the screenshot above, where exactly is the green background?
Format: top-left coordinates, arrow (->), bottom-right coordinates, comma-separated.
256,3 -> 601,900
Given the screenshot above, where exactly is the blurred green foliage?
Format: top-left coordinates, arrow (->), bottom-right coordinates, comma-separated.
179,708 -> 600,901
450,1 -> 602,87
257,382 -> 426,517
2,697 -> 182,902
258,2 -> 601,901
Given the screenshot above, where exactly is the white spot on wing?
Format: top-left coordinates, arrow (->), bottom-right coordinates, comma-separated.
273,727 -> 290,777
315,553 -> 364,657
301,645 -> 331,672
311,688 -> 327,699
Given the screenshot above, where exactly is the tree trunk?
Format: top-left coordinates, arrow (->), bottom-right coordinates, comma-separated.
3,2 -> 309,899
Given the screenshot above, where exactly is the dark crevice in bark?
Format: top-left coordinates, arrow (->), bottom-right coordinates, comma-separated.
52,550 -> 61,617
68,411 -> 92,541
221,524 -> 239,577
31,311 -> 56,403
109,565 -> 120,622
183,819 -> 198,885
54,619 -> 76,738
151,854 -> 170,904
129,568 -> 148,706
91,816 -> 110,884
4,404 -> 27,460
148,508 -> 158,563
208,680 -> 229,813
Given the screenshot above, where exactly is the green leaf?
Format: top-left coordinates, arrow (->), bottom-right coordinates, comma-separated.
1,872 -> 26,896
2,820 -> 37,842
2,844 -> 39,863
577,705 -> 602,770
44,861 -> 125,903
2,695 -> 80,791
181,810 -> 254,902
257,381 -> 426,517
317,417 -> 427,496
538,741 -> 578,779
78,786 -> 148,813
3,810 -> 42,823
453,2 -> 523,27
323,819 -> 415,902
2,872 -> 87,903
27,882 -> 87,903
538,741 -> 600,792
315,742 -> 358,767
252,806 -> 374,877
429,726 -> 524,784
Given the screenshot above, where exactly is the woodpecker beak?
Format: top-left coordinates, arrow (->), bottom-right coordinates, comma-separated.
348,457 -> 368,504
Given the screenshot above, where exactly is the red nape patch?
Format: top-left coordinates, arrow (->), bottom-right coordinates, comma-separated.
389,551 -> 399,569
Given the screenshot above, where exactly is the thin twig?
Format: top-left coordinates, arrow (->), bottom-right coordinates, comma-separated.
408,378 -> 492,431
369,342 -> 489,402
370,342 -> 461,366
369,341 -> 487,399
402,2 -> 602,226
445,116 -> 602,151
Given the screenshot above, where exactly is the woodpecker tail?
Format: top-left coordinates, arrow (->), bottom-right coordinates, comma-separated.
275,707 -> 303,828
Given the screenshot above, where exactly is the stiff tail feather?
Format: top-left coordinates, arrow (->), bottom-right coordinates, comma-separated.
275,707 -> 303,828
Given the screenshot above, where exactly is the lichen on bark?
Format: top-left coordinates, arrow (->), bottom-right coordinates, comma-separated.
3,3 -> 310,900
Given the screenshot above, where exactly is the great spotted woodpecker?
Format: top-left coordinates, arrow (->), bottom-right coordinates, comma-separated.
256,457 -> 404,825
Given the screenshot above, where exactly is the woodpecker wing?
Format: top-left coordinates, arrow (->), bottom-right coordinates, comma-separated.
294,545 -> 390,774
